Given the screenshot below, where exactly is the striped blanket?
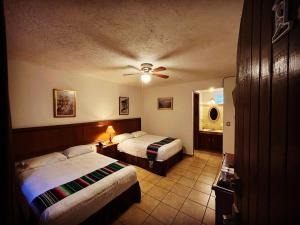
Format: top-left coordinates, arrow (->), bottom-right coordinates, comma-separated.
146,137 -> 176,165
31,161 -> 128,215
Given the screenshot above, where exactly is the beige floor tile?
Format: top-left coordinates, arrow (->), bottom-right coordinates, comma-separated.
197,175 -> 215,185
156,178 -> 175,191
206,160 -> 221,168
201,171 -> 217,179
143,216 -> 163,225
178,176 -> 196,188
172,212 -> 201,225
171,167 -> 188,176
176,163 -> 190,170
180,199 -> 206,221
171,183 -> 192,198
151,202 -> 178,225
207,196 -> 215,210
139,180 -> 155,193
187,166 -> 203,174
188,190 -> 210,206
191,161 -> 206,169
135,194 -> 160,214
203,208 -> 215,225
182,171 -> 199,180
165,172 -> 182,182
147,186 -> 169,201
162,191 -> 185,210
119,205 -> 148,225
203,165 -> 218,173
144,174 -> 162,184
193,181 -> 212,195
211,190 -> 216,197
136,171 -> 149,181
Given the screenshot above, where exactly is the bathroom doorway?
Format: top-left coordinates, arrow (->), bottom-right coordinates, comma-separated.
193,88 -> 224,153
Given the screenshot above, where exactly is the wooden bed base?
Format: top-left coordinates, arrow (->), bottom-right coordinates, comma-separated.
80,182 -> 141,225
21,182 -> 141,225
119,149 -> 184,176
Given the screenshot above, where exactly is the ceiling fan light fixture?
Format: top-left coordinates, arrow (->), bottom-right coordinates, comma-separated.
141,73 -> 151,83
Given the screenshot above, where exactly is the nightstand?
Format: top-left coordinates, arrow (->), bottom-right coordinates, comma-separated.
97,143 -> 119,159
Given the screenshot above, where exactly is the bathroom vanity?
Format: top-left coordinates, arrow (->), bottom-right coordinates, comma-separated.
198,130 -> 223,152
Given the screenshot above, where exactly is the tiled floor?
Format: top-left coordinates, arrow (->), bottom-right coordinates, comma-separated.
114,150 -> 222,225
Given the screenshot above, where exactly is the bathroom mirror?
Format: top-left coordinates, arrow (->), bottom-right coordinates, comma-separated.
209,107 -> 219,121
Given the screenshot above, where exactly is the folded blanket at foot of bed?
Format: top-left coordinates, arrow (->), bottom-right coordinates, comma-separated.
31,161 -> 128,215
146,137 -> 176,166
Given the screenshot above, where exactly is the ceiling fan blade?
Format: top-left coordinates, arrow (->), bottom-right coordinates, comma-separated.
102,65 -> 140,71
128,65 -> 141,71
152,66 -> 166,72
152,73 -> 169,79
123,72 -> 140,76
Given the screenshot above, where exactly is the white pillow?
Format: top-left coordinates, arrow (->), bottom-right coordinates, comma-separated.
21,152 -> 67,169
131,131 -> 147,138
63,144 -> 95,158
112,133 -> 133,143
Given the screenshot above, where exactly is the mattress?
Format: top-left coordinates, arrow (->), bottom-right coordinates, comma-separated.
18,152 -> 137,225
117,134 -> 183,161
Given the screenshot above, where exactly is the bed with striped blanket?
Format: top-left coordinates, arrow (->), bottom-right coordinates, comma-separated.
17,152 -> 138,225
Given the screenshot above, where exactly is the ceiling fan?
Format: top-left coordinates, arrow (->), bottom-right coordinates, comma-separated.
123,63 -> 169,83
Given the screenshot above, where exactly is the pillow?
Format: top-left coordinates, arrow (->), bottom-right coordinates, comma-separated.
20,152 -> 67,169
112,133 -> 133,143
63,144 -> 95,158
131,131 -> 147,138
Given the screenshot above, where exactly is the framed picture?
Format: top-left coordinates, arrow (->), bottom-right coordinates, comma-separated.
157,97 -> 173,110
53,89 -> 76,117
119,96 -> 129,115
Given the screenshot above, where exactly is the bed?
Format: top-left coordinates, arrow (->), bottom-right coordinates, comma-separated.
116,132 -> 183,176
17,149 -> 141,225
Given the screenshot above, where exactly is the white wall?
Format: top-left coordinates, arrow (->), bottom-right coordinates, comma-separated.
223,77 -> 236,154
8,59 -> 235,154
8,60 -> 143,128
142,78 -> 223,155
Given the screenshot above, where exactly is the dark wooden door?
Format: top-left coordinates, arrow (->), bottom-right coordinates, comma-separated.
193,93 -> 200,150
235,0 -> 300,224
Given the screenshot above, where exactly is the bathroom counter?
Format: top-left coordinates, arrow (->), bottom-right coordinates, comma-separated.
199,130 -> 223,135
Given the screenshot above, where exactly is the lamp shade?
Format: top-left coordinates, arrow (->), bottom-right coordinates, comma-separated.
106,126 -> 115,134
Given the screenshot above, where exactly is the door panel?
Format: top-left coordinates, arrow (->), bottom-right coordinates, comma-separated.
235,0 -> 300,224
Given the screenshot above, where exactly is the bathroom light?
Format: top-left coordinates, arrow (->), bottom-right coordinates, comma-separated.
209,98 -> 216,105
209,87 -> 215,92
141,73 -> 151,83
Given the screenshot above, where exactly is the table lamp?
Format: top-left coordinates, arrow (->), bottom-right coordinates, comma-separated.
106,125 -> 115,144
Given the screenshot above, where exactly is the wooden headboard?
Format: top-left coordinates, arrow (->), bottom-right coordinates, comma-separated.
12,118 -> 141,161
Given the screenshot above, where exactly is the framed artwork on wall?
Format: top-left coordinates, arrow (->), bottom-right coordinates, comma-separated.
53,89 -> 76,117
157,97 -> 173,110
119,96 -> 129,115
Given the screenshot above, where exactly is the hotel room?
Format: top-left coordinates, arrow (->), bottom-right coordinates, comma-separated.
1,0 -> 299,225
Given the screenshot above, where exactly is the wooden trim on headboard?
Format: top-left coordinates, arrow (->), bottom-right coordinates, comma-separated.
12,118 -> 141,161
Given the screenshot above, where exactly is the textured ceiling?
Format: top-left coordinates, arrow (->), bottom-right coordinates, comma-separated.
4,0 -> 243,86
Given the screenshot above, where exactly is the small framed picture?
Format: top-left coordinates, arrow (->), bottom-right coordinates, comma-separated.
53,89 -> 76,117
119,96 -> 129,115
158,97 -> 173,110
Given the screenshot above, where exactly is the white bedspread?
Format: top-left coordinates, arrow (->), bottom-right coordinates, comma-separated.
117,134 -> 182,161
18,152 -> 137,225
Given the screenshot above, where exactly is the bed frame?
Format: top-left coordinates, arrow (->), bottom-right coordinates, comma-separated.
119,149 -> 184,176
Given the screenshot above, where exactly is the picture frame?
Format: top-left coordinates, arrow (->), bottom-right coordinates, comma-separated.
157,97 -> 173,110
119,96 -> 129,115
53,89 -> 76,117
